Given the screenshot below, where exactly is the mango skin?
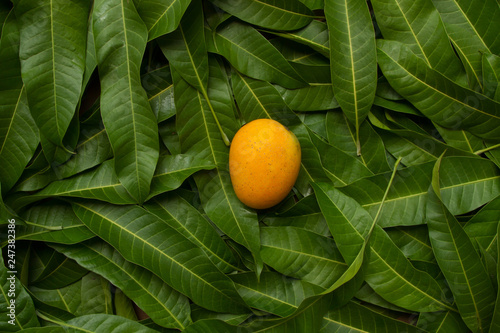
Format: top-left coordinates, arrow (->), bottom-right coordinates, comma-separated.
229,119 -> 301,209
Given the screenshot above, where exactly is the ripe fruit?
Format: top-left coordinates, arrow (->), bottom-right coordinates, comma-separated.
229,119 -> 301,209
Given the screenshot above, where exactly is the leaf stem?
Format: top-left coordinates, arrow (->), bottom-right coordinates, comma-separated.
474,142 -> 500,155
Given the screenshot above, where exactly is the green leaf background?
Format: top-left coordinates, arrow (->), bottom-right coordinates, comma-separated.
1,0 -> 500,332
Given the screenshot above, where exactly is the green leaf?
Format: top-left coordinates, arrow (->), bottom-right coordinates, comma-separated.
267,20 -> 329,57
431,0 -> 500,89
321,301 -> 424,333
147,153 -> 215,199
71,199 -> 249,314
260,226 -> 347,289
377,39 -> 500,140
52,124 -> 112,179
0,11 -> 39,194
15,200 -> 94,245
340,156 -> 500,227
326,111 -> 391,174
93,0 -> 159,203
490,216 -> 500,332
51,240 -> 192,330
213,21 -> 306,89
41,313 -> 159,333
210,0 -> 314,31
325,0 -> 377,155
417,311 -> 469,333
386,226 -> 435,262
135,0 -> 192,41
30,272 -> 112,316
141,65 -> 176,122
14,0 -> 90,148
275,84 -> 338,111
229,271 -> 323,317
1,248 -> 40,331
464,194 -> 500,255
144,192 -> 240,273
371,0 -> 466,83
427,155 -> 496,332
482,52 -> 500,101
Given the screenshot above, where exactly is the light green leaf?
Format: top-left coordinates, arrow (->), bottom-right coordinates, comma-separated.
325,0 -> 377,155
93,0 -> 159,203
0,11 -> 39,195
14,0 -> 90,148
71,200 -> 248,314
377,39 -> 500,140
427,155 -> 496,332
210,0 -> 314,31
52,240 -> 192,330
135,0 -> 192,41
275,84 -> 338,111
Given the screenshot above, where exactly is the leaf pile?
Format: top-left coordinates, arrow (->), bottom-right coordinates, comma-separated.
1,0 -> 500,332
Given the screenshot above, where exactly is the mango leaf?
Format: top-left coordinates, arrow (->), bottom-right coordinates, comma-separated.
135,0 -> 192,41
371,0 -> 466,84
182,319 -> 240,333
275,84 -> 338,111
173,59 -> 263,275
244,294 -> 332,333
325,0 -> 377,155
340,156 -> 500,227
490,219 -> 500,332
14,160 -> 136,207
14,202 -> 94,245
431,0 -> 500,89
71,199 -> 249,314
321,301 -> 424,333
51,240 -> 192,330
40,313 -> 159,333
267,20 -> 329,57
482,52 -> 500,101
14,0 -> 90,149
417,311 -> 469,333
147,154 -> 215,199
28,243 -> 88,289
386,226 -> 435,262
144,193 -> 240,273
141,65 -> 176,122
260,226 -> 347,289
52,124 -> 112,180
229,271 -> 323,317
93,0 -> 159,203
213,21 -> 306,89
0,11 -> 39,194
263,194 -> 330,236
377,39 -> 500,140
209,0 -> 314,31
30,272 -> 112,316
1,248 -> 40,331
464,194 -> 500,255
326,111 -> 391,174
427,155 -> 496,332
